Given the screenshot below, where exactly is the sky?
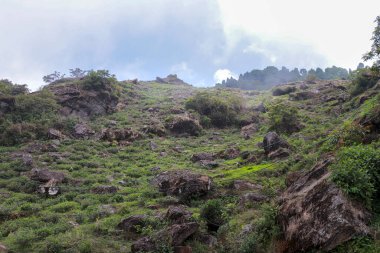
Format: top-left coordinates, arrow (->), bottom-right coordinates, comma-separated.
0,0 -> 379,90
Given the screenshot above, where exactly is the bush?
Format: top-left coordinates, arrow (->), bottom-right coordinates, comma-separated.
350,69 -> 379,96
267,101 -> 301,134
331,145 -> 380,207
200,199 -> 228,230
81,70 -> 117,91
185,91 -> 243,128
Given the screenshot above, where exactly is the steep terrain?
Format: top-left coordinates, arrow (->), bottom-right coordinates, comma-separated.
0,73 -> 380,253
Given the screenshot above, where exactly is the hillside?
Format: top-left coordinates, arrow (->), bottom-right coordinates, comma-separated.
0,71 -> 380,253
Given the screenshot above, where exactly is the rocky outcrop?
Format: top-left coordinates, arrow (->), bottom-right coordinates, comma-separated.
91,185 -> 118,194
117,215 -> 147,238
167,115 -> 202,136
277,158 -> 371,253
165,205 -> 193,224
263,132 -> 290,159
49,82 -> 119,118
153,170 -> 212,200
217,147 -> 240,160
272,86 -> 296,96
100,128 -> 141,142
47,128 -> 67,140
141,119 -> 166,136
241,123 -> 258,139
191,152 -> 214,162
73,123 -> 95,139
239,192 -> 268,206
28,168 -> 65,196
156,74 -> 189,86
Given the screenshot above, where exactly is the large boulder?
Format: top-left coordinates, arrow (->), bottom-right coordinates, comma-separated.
190,152 -> 214,162
277,158 -> 371,253
29,168 -> 65,183
263,132 -> 289,156
100,128 -> 141,142
48,82 -> 119,118
153,170 -> 212,200
73,123 -> 95,139
167,115 -> 202,136
117,215 -> 147,238
165,205 -> 193,224
241,123 -> 258,139
156,74 -> 189,86
47,128 -> 67,140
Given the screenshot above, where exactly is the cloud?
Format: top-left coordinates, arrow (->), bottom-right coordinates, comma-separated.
214,69 -> 236,83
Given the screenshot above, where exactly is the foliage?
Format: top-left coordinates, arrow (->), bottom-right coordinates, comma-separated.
363,16 -> 380,72
185,91 -> 243,128
0,79 -> 29,95
267,101 -> 301,134
349,68 -> 379,96
200,199 -> 229,227
331,145 -> 380,207
81,70 -> 117,91
43,71 -> 66,83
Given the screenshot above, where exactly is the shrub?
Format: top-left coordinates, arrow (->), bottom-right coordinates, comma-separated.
81,70 -> 117,91
200,199 -> 228,230
267,101 -> 301,134
185,91 -> 243,128
350,69 -> 379,96
331,145 -> 380,207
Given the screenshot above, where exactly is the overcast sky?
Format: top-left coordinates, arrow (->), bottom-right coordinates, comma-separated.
0,0 -> 379,90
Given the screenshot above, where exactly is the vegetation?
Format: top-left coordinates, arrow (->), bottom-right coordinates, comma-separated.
267,101 -> 301,134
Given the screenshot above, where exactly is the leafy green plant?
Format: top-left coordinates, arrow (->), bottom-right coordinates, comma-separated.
331,145 -> 380,207
267,101 -> 301,134
200,199 -> 229,230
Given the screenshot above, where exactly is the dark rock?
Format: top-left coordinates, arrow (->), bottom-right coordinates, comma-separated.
272,86 -> 297,96
24,142 -> 58,153
289,91 -> 316,101
153,170 -> 212,200
239,192 -> 268,206
267,147 -> 290,160
91,185 -> 118,194
174,246 -> 192,253
49,82 -> 119,118
241,123 -> 258,139
156,74 -> 189,85
277,158 -> 371,253
47,128 -> 67,140
117,215 -> 147,238
254,102 -> 266,113
167,115 -> 202,136
197,234 -> 218,248
150,166 -> 161,173
191,152 -> 214,162
263,132 -> 289,155
149,141 -> 158,150
217,147 -> 240,160
166,222 -> 199,246
141,120 -> 166,136
165,205 -> 193,224
29,168 -> 65,183
73,123 -> 95,138
131,236 -> 156,253
100,128 -> 141,142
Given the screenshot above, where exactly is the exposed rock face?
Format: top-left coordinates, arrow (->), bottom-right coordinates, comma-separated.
263,132 -> 289,158
156,74 -> 189,85
100,128 -> 141,142
241,123 -> 258,139
29,168 -> 65,183
167,115 -> 202,136
117,215 -> 147,238
47,128 -> 67,140
191,152 -> 214,162
73,123 -> 95,139
141,120 -> 166,136
239,192 -> 268,206
278,158 -> 371,253
217,147 -> 240,160
153,170 -> 212,200
272,86 -> 296,96
165,205 -> 193,224
289,91 -> 316,101
131,222 -> 199,253
49,82 -> 119,118
91,185 -> 118,194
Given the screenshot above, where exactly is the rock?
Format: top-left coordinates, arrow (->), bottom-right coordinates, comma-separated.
218,147 -> 240,160
165,205 -> 193,224
131,222 -> 198,253
267,147 -> 290,160
263,132 -> 289,155
232,180 -> 263,191
150,166 -> 161,173
11,152 -> 33,167
272,86 -> 297,96
199,160 -> 219,169
239,192 -> 268,206
0,243 -> 7,253
47,128 -> 67,140
156,74 -> 189,85
99,204 -> 117,216
167,115 -> 202,136
117,215 -> 147,238
197,234 -> 218,248
38,179 -> 61,196
141,120 -> 166,136
149,141 -> 158,150
241,123 -> 258,139
191,152 -> 214,162
289,91 -> 316,101
284,171 -> 303,187
254,102 -> 266,113
100,128 -> 141,142
277,158 -> 371,253
48,81 -> 119,118
153,170 -> 212,200
91,185 -> 118,194
73,123 -> 95,138
29,168 -> 65,183
24,142 -> 58,153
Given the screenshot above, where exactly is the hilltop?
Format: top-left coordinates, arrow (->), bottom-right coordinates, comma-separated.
0,69 -> 380,253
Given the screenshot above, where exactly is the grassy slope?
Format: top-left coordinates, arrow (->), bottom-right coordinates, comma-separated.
0,80 -> 379,252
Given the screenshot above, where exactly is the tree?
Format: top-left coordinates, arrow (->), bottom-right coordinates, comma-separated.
42,71 -> 65,83
363,16 -> 380,71
69,68 -> 87,78
357,63 -> 365,70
